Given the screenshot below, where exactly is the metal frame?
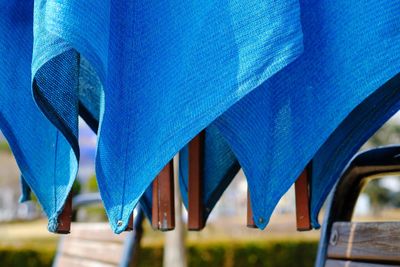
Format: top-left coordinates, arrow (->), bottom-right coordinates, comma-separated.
315,145 -> 400,267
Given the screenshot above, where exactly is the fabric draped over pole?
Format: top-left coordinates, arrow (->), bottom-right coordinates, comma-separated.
0,1 -> 78,232
0,0 -> 399,233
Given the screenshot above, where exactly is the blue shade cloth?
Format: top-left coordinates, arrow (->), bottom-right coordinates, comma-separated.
178,0 -> 400,229
2,0 -> 400,234
311,74 -> 400,228
27,0 -> 302,233
0,0 -> 78,232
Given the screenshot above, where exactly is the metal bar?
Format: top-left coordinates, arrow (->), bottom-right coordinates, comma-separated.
188,132 -> 205,231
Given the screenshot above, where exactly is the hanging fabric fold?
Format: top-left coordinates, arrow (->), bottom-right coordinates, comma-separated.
0,0 -> 78,232
4,0 -> 399,234
102,0 -> 302,234
18,0 -> 302,233
179,126 -> 240,226
27,0 -> 109,230
311,74 -> 400,228
178,0 -> 400,229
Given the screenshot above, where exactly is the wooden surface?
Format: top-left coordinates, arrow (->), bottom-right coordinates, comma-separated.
125,214 -> 134,231
327,222 -> 400,263
61,238 -> 123,264
67,223 -> 125,243
294,167 -> 311,231
325,260 -> 398,267
56,194 -> 72,234
158,161 -> 175,231
152,174 -> 160,229
247,189 -> 256,228
55,222 -> 131,267
152,161 -> 175,231
188,132 -> 205,230
57,256 -> 116,267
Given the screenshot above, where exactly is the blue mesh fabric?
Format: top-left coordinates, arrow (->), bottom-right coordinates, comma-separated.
0,0 -> 78,232
3,0 -> 302,233
1,0 -> 400,234
178,0 -> 400,229
311,75 -> 400,228
96,0 -> 302,233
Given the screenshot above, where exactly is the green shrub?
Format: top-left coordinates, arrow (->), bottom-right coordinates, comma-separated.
231,241 -> 317,267
0,141 -> 11,153
86,175 -> 99,192
0,245 -> 54,267
137,240 -> 318,267
0,240 -> 317,267
137,245 -> 164,267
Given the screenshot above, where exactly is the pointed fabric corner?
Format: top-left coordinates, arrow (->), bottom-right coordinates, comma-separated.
178,0 -> 400,229
3,0 -> 399,234
28,0 -> 109,230
29,0 -> 302,234
138,125 -> 240,225
0,0 -> 78,232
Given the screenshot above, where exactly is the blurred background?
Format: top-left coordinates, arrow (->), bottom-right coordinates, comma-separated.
1,113 -> 400,266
